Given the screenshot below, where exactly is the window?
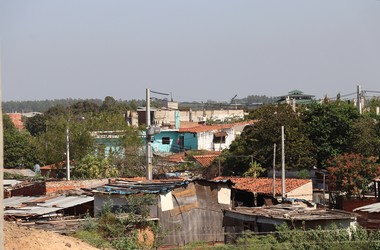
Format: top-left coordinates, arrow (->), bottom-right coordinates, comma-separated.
162,137 -> 171,144
213,131 -> 227,143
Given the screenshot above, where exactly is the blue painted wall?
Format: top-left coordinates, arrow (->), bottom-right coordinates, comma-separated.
151,130 -> 181,154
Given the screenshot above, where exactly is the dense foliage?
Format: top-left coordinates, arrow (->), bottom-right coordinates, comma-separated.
230,224 -> 380,250
4,97 -> 145,178
221,99 -> 380,183
327,153 -> 380,198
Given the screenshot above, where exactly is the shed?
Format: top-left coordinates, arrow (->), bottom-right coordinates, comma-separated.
224,204 -> 357,242
92,178 -> 232,247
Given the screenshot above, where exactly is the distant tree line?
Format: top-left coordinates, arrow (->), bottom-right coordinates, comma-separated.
3,95 -> 278,113
2,98 -> 145,113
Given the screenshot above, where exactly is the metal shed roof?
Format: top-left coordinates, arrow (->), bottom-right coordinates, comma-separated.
353,202 -> 380,213
4,195 -> 94,218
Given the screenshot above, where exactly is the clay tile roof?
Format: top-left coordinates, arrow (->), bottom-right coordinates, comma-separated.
193,152 -> 221,167
40,162 -> 65,170
161,152 -> 186,163
213,177 -> 311,195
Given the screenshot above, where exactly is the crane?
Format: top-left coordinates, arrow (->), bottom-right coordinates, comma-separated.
230,94 -> 238,109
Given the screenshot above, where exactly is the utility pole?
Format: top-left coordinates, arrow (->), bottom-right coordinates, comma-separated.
66,127 -> 70,180
281,126 -> 286,200
273,144 -> 276,198
0,53 -> 4,250
146,88 -> 153,180
357,85 -> 362,114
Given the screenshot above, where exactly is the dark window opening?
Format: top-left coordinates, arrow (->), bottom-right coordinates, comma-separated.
162,137 -> 171,144
213,136 -> 226,143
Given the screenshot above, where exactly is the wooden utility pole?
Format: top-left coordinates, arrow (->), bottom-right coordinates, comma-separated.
146,88 -> 152,180
0,53 -> 5,250
273,144 -> 276,198
281,126 -> 286,200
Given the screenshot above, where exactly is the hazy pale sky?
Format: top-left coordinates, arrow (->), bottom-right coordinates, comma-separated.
1,0 -> 380,102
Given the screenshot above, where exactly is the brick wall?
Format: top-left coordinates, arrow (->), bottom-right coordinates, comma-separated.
339,197 -> 377,212
45,179 -> 109,193
10,182 -> 46,196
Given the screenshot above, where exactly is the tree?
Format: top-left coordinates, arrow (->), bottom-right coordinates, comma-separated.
327,153 -> 380,198
25,114 -> 46,136
347,116 -> 380,158
3,115 -> 39,168
70,100 -> 100,115
222,104 -> 315,176
73,155 -> 118,179
302,101 -> 359,168
100,96 -> 126,114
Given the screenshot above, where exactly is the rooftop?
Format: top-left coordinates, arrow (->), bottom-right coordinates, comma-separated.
213,177 -> 311,195
93,178 -> 189,195
193,152 -> 221,167
4,194 -> 93,218
225,204 -> 356,221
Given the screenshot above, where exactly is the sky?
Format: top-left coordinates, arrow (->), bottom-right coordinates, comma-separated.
1,0 -> 380,103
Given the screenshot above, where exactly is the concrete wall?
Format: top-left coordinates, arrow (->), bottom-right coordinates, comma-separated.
151,130 -> 180,154
180,110 -> 245,123
287,181 -> 313,201
193,128 -> 235,151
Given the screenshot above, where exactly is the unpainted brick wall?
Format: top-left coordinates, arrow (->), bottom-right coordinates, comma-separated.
45,179 -> 109,193
10,182 -> 46,196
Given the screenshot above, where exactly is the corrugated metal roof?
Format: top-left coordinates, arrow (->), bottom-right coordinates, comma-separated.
4,180 -> 23,187
5,196 -> 38,208
354,202 -> 380,213
226,205 -> 356,221
94,179 -> 189,195
4,195 -> 94,218
4,169 -> 36,177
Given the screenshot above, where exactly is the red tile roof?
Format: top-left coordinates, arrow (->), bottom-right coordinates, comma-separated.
213,177 -> 311,195
8,113 -> 25,130
161,152 -> 186,163
40,162 -> 65,170
193,152 -> 221,167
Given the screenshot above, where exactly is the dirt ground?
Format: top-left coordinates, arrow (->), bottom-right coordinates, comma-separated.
4,222 -> 100,250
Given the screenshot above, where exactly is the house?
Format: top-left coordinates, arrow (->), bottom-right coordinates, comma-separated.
223,204 -> 357,241
7,113 -> 25,130
277,90 -> 315,105
150,121 -> 255,155
214,177 -> 313,207
92,178 -> 232,247
135,100 -> 247,127
90,130 -> 127,157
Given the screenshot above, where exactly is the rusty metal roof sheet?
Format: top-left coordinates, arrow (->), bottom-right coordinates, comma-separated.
94,179 -> 189,195
353,202 -> 380,213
